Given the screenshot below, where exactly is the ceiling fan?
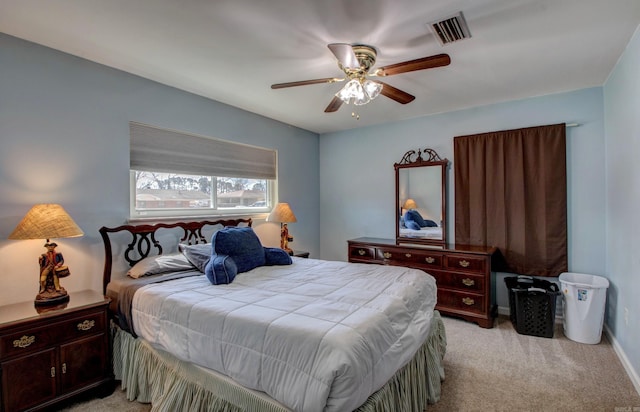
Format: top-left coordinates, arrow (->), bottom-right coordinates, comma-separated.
271,43 -> 451,113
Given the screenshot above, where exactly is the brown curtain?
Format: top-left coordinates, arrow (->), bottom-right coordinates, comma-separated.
454,124 -> 567,277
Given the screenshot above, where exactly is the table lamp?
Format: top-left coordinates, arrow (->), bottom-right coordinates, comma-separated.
8,204 -> 84,305
267,202 -> 297,255
403,198 -> 418,210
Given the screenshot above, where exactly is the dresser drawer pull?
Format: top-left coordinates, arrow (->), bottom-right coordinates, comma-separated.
62,363 -> 67,374
459,260 -> 470,268
77,320 -> 95,331
462,278 -> 475,287
51,367 -> 56,378
383,252 -> 392,259
13,335 -> 35,348
425,257 -> 435,264
358,249 -> 366,256
462,297 -> 475,306
405,253 -> 412,258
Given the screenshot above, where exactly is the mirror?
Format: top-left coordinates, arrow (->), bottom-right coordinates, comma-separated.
395,148 -> 448,246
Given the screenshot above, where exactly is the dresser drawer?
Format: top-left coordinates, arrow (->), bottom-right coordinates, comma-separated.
349,245 -> 376,261
428,270 -> 485,293
437,289 -> 485,314
376,247 -> 443,269
444,254 -> 487,273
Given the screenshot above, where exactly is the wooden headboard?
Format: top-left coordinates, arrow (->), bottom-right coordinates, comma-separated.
99,218 -> 252,294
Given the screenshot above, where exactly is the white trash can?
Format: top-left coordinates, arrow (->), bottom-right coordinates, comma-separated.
559,272 -> 609,344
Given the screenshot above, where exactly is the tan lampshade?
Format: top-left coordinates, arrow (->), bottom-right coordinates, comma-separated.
403,199 -> 418,209
267,202 -> 297,223
8,204 -> 84,240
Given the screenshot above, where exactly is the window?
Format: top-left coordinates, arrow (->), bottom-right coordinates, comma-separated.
129,122 -> 276,219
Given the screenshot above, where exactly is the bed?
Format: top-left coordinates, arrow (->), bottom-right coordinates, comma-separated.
100,218 -> 446,412
399,226 -> 443,239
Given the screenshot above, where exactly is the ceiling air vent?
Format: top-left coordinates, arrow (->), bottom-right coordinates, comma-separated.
429,11 -> 471,46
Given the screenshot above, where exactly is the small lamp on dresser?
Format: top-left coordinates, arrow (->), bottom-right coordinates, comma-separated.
267,202 -> 297,255
8,204 -> 84,306
403,198 -> 418,210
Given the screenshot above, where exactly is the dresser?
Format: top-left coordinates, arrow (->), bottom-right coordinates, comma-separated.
348,237 -> 497,328
0,290 -> 113,411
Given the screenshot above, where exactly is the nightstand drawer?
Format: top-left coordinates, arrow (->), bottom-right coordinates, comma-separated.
1,324 -> 61,360
58,310 -> 106,341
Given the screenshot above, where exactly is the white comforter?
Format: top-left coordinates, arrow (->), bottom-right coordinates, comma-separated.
132,257 -> 437,412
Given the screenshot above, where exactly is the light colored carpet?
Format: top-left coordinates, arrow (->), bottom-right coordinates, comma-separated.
429,316 -> 640,412
62,315 -> 640,412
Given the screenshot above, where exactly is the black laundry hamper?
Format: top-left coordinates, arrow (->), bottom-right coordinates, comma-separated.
504,276 -> 561,338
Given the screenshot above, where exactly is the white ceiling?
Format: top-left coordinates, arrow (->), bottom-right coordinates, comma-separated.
2,0 -> 640,134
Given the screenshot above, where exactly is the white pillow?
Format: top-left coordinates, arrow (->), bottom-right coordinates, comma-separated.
127,253 -> 195,279
179,243 -> 212,273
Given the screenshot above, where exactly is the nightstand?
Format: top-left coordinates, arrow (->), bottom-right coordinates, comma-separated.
0,290 -> 114,411
292,250 -> 310,258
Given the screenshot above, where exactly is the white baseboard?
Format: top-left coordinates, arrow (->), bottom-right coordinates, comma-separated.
604,324 -> 640,396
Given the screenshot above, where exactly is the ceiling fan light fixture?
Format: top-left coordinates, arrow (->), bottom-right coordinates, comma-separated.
363,80 -> 382,100
336,78 -> 382,105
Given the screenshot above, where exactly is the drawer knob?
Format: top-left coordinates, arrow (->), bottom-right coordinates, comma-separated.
462,297 -> 475,306
425,257 -> 435,264
462,278 -> 475,287
405,253 -> 412,258
358,249 -> 366,256
51,367 -> 56,378
459,260 -> 470,268
13,335 -> 35,348
77,320 -> 95,331
383,252 -> 392,259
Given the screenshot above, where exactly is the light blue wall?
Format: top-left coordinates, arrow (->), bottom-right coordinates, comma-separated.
604,25 -> 640,386
320,87 -> 606,281
0,33 -> 320,305
320,88 -> 608,328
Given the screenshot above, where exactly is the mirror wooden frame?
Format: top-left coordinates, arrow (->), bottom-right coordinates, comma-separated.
394,148 -> 448,246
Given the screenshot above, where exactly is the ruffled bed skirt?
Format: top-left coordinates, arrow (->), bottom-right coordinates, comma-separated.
113,311 -> 446,412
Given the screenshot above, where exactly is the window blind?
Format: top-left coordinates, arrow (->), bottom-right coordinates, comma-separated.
130,122 -> 277,179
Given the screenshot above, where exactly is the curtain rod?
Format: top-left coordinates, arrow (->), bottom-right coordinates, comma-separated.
566,123 -> 580,127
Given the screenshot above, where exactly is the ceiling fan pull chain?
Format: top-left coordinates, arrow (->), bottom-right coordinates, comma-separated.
351,111 -> 360,120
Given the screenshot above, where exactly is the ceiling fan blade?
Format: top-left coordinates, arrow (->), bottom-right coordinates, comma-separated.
324,96 -> 344,113
374,54 -> 451,77
328,43 -> 359,69
271,78 -> 341,89
375,81 -> 415,104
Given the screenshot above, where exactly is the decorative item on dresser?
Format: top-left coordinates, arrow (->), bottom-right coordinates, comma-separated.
266,202 -> 297,255
8,204 -> 85,306
348,237 -> 497,328
0,290 -> 113,411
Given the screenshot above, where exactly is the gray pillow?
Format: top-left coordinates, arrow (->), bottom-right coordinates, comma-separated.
127,253 -> 194,279
179,243 -> 213,273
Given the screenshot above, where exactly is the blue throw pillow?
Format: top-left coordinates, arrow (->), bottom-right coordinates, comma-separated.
264,247 -> 292,266
211,226 -> 266,273
405,209 -> 427,227
205,254 -> 238,285
423,219 -> 438,227
405,220 -> 421,230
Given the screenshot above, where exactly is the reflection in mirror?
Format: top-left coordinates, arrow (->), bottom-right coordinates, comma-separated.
395,148 -> 448,246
